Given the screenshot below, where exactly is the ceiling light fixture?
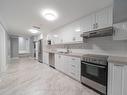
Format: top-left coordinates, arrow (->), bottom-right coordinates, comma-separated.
41,9 -> 58,21
28,29 -> 39,34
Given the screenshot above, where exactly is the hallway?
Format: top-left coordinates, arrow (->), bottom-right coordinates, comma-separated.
0,58 -> 99,95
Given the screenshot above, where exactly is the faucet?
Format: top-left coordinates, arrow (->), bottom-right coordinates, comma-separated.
67,46 -> 72,53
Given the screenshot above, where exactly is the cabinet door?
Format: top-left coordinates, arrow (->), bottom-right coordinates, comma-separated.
43,52 -> 49,64
55,54 -> 61,70
112,64 -> 123,95
68,57 -> 81,81
95,6 -> 113,29
60,26 -> 74,43
80,14 -> 95,32
108,63 -> 126,95
55,54 -> 59,69
43,52 -> 46,64
113,21 -> 127,40
123,66 -> 127,95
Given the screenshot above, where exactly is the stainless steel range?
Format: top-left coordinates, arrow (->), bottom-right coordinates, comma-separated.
81,54 -> 108,95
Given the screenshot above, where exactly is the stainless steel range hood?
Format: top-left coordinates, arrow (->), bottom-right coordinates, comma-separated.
80,27 -> 113,39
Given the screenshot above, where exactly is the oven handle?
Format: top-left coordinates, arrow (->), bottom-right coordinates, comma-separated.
81,62 -> 106,68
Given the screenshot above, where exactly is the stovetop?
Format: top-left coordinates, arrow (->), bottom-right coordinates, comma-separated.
81,54 -> 109,65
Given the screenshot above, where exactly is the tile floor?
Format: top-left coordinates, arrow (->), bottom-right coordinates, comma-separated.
0,58 -> 99,95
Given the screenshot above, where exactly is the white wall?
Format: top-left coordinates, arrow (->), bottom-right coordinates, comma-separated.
0,23 -> 7,72
33,34 -> 43,41
6,35 -> 11,64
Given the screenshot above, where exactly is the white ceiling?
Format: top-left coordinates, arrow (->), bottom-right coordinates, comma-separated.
0,0 -> 113,36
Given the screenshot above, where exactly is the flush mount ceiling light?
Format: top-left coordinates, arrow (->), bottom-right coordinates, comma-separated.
28,29 -> 39,34
41,9 -> 58,21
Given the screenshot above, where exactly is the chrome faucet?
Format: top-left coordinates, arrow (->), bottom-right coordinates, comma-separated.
67,47 -> 72,53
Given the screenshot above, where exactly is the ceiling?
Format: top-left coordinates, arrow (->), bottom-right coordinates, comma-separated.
0,0 -> 113,36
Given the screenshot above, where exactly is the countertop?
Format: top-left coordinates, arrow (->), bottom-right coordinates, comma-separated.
43,50 -> 84,58
44,50 -> 127,64
108,56 -> 127,65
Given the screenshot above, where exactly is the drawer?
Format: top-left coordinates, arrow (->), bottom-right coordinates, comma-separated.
71,62 -> 80,69
69,70 -> 81,81
70,57 -> 80,63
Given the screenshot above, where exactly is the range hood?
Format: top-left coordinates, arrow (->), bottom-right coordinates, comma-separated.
80,27 -> 113,39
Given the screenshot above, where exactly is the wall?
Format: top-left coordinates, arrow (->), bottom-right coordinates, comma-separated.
6,34 -> 11,64
71,37 -> 127,57
0,23 -> 7,72
11,37 -> 19,58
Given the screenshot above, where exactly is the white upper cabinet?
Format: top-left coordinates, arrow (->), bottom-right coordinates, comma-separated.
81,6 -> 113,32
95,6 -> 113,29
113,21 -> 127,40
71,21 -> 83,42
80,14 -> 95,32
47,6 -> 113,44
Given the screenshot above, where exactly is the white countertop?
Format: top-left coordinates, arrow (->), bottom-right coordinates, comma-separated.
43,50 -> 84,58
108,56 -> 127,64
44,49 -> 127,64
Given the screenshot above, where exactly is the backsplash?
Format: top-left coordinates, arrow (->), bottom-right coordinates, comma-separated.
47,42 -> 86,49
47,36 -> 127,57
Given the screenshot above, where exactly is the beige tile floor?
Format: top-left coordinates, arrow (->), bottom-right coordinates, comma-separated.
0,58 -> 99,95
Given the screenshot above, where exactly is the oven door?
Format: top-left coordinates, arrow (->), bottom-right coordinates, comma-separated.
81,61 -> 107,86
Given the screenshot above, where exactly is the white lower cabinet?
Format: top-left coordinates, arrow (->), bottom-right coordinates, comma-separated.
55,54 -> 64,71
43,52 -> 49,64
55,54 -> 81,81
108,63 -> 127,95
68,56 -> 81,81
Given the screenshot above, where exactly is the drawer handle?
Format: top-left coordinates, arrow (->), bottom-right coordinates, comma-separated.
114,64 -> 125,67
72,65 -> 76,67
71,72 -> 75,75
72,58 -> 75,60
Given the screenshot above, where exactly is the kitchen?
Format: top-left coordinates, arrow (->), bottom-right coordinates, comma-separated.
0,0 -> 127,95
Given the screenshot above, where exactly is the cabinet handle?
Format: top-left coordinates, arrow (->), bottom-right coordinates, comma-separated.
72,58 -> 75,60
96,23 -> 98,29
71,72 -> 75,75
72,64 -> 75,67
93,24 -> 96,29
114,64 -> 125,67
